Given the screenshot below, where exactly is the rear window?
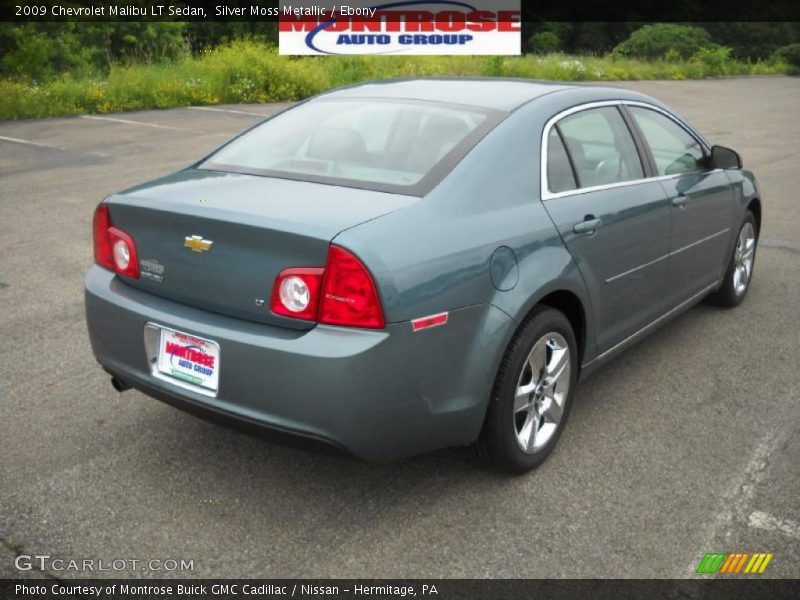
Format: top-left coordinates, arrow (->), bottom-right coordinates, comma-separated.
201,98 -> 501,195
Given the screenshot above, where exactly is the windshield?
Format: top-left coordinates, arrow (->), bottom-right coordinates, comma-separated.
200,98 -> 499,195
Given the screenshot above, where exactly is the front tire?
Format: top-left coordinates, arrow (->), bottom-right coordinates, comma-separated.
707,212 -> 757,308
474,306 -> 578,474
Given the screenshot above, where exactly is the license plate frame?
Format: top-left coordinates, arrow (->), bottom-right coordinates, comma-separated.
150,324 -> 221,395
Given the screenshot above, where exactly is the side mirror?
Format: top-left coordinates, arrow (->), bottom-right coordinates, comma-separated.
710,145 -> 742,170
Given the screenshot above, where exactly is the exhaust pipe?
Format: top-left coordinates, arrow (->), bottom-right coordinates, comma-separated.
110,377 -> 131,393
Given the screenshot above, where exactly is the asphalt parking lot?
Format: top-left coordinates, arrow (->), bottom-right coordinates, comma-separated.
1,77 -> 798,579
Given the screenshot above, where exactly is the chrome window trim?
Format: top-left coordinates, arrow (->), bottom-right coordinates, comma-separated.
540,100 -> 713,201
623,100 -> 711,150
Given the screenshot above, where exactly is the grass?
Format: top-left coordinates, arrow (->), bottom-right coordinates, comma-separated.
0,39 -> 789,120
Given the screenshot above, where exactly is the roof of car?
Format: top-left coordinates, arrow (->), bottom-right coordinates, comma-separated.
323,78 -> 580,111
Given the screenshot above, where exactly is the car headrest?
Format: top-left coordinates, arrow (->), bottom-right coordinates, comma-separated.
420,115 -> 469,143
307,127 -> 367,161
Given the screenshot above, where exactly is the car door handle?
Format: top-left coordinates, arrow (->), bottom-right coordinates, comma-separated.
671,194 -> 688,207
573,218 -> 602,235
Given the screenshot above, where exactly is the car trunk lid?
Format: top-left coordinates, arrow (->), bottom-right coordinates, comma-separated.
106,169 -> 415,328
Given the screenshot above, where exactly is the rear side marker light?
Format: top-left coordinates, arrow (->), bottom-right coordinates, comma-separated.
411,312 -> 449,332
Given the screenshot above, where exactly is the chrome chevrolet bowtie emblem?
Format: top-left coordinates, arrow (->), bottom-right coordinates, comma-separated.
184,235 -> 213,253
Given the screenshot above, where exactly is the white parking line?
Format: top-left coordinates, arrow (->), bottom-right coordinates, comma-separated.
188,106 -> 266,117
81,115 -> 193,132
748,510 -> 800,541
0,134 -> 110,157
761,237 -> 800,254
0,134 -> 66,150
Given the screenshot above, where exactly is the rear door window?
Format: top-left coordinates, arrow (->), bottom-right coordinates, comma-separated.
546,128 -> 577,193
555,106 -> 644,188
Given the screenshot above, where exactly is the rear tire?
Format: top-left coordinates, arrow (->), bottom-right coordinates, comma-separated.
707,212 -> 757,308
473,306 -> 578,474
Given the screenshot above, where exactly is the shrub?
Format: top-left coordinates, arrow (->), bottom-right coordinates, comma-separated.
613,24 -> 713,60
692,46 -> 733,75
484,55 -> 506,76
529,31 -> 561,54
0,42 -> 791,120
774,43 -> 800,72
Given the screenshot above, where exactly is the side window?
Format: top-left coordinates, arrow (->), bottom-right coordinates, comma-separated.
556,106 -> 644,188
547,128 -> 577,193
628,106 -> 705,176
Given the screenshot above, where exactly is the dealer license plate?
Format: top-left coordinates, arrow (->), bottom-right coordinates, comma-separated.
155,327 -> 220,392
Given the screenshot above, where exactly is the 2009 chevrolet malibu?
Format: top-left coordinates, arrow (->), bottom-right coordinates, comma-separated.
85,79 -> 760,472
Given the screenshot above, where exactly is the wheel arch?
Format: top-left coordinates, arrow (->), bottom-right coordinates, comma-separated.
537,290 -> 587,367
747,197 -> 762,236
499,283 -> 591,373
474,286 -> 589,471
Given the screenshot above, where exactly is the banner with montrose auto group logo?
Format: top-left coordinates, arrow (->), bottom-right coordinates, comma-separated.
279,1 -> 521,55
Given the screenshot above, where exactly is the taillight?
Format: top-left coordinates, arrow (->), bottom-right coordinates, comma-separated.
108,227 -> 140,278
92,203 -> 140,279
270,245 -> 385,329
93,204 -> 114,271
319,246 -> 385,329
270,268 -> 324,321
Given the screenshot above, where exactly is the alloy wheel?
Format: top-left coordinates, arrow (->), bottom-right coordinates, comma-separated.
513,332 -> 571,453
733,221 -> 756,296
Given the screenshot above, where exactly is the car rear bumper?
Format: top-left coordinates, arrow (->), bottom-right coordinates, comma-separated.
85,265 -> 512,460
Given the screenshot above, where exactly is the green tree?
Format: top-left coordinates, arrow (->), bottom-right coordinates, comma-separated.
528,31 -> 561,54
1,24 -> 100,81
0,23 -> 187,81
185,22 -> 277,53
703,22 -> 798,60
